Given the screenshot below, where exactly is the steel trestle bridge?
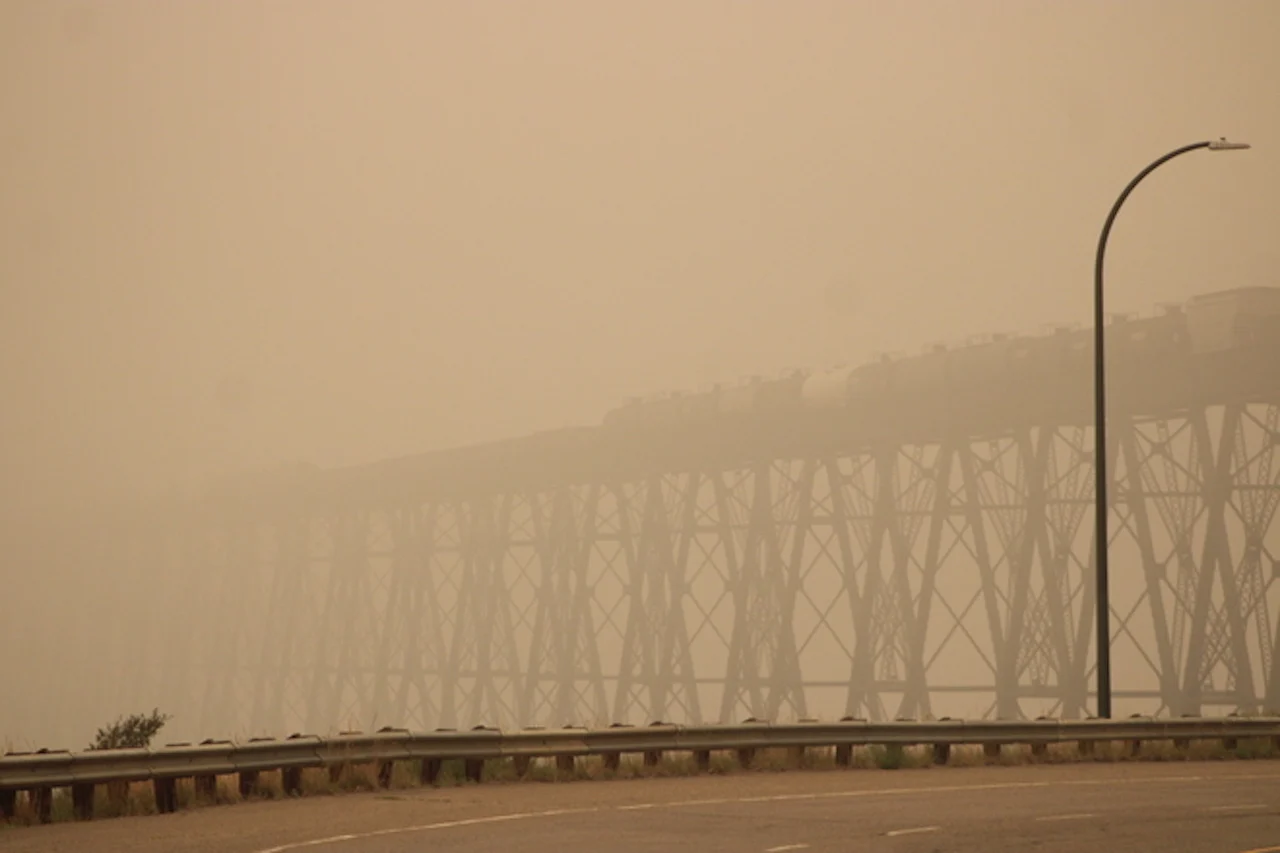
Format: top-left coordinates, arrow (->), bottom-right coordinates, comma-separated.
6,286 -> 1280,744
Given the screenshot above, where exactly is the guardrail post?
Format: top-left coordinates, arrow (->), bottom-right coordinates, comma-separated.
513,756 -> 531,777
238,770 -> 259,798
237,736 -> 275,797
330,731 -> 362,784
602,723 -> 629,771
932,743 -> 950,765
195,773 -> 217,802
31,787 -> 53,823
106,779 -> 128,811
1078,739 -> 1094,756
420,759 -> 441,785
375,727 -> 410,786
281,767 -> 303,796
983,743 -> 1001,762
693,750 -> 711,772
839,712 -> 870,763
736,748 -> 755,769
556,755 -> 575,775
153,778 -> 177,814
1031,742 -> 1048,758
1222,736 -> 1238,752
72,783 -> 95,819
643,721 -> 667,767
0,789 -> 15,820
464,759 -> 483,783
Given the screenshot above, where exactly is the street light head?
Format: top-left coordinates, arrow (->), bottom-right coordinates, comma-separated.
1208,138 -> 1251,151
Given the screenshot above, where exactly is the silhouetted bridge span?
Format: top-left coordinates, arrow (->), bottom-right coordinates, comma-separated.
8,286 -> 1280,744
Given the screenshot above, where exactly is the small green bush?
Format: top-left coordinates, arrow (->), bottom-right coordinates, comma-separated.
89,709 -> 172,750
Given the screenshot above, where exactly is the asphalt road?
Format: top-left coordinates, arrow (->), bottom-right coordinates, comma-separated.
2,762 -> 1279,853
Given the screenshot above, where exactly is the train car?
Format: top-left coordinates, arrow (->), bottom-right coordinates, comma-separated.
718,377 -> 764,415
800,365 -> 858,410
940,334 -> 1021,422
889,347 -> 950,407
1186,286 -> 1280,354
1105,309 -> 1189,364
754,371 -> 808,414
845,357 -> 896,409
602,386 -> 728,430
635,393 -> 697,430
675,388 -> 721,421
1002,327 -> 1088,422
713,373 -> 807,418
602,398 -> 643,428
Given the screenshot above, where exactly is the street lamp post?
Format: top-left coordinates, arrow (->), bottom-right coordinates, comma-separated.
1093,137 -> 1250,720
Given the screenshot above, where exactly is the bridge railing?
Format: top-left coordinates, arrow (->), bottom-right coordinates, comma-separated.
2,716 -> 1277,823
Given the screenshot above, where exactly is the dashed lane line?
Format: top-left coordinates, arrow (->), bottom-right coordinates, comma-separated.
886,826 -> 940,837
1035,813 -> 1096,822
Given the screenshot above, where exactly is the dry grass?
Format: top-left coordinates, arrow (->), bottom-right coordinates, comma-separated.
0,736 -> 1274,830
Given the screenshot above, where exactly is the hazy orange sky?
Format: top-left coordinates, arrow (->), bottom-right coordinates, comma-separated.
2,0 -> 1277,507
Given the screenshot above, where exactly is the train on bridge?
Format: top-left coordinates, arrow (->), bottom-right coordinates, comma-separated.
602,285 -> 1280,432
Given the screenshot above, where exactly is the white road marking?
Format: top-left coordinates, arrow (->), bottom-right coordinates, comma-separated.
532,808 -> 600,817
1035,813 -> 1095,822
255,810 -> 592,853
249,772 -> 1280,853
886,826 -> 940,837
1206,804 -> 1268,812
765,845 -> 810,852
1197,773 -> 1280,781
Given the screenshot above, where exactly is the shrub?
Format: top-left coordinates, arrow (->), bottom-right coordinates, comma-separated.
89,709 -> 172,751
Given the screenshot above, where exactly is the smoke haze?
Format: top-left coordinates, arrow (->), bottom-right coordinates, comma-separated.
2,0 -> 1277,747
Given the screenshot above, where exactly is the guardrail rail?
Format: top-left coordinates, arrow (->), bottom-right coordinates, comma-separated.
2,716 -> 1278,823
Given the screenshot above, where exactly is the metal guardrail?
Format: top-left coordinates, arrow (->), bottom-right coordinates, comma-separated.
2,716 -> 1277,823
